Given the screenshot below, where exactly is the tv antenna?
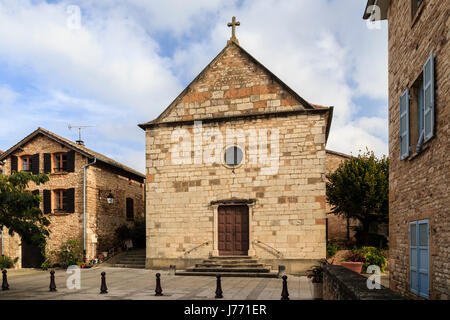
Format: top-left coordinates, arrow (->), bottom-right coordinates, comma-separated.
68,124 -> 94,146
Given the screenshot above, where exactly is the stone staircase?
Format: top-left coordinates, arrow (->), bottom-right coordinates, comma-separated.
175,256 -> 278,278
110,249 -> 146,269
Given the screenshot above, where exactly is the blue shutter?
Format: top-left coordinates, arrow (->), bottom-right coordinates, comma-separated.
400,89 -> 410,160
417,219 -> 429,299
410,219 -> 430,299
410,221 -> 418,295
423,53 -> 434,142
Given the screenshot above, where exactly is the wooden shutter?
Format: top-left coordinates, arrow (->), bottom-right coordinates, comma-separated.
66,150 -> 75,172
43,190 -> 51,214
11,155 -> 18,173
31,153 -> 40,175
44,153 -> 51,174
410,220 -> 430,299
66,188 -> 75,213
400,89 -> 410,160
423,53 -> 434,142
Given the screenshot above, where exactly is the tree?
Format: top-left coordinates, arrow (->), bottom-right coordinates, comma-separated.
0,171 -> 51,249
326,150 -> 389,246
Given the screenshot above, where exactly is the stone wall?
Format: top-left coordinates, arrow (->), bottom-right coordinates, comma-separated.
1,132 -> 144,266
387,0 -> 449,299
323,265 -> 405,300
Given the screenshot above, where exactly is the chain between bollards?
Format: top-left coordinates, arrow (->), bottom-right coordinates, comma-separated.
100,272 -> 108,294
49,270 -> 57,292
2,269 -> 9,291
281,275 -> 289,300
155,273 -> 163,296
215,274 -> 223,299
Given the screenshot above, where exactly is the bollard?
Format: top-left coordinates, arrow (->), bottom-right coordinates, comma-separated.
155,273 -> 163,296
281,275 -> 289,300
1,270 -> 9,291
215,274 -> 223,299
49,270 -> 57,292
100,272 -> 108,294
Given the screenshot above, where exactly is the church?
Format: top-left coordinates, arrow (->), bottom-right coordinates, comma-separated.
139,18 -> 342,274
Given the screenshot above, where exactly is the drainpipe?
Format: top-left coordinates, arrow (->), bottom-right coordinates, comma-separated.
83,157 -> 97,262
1,225 -> 4,256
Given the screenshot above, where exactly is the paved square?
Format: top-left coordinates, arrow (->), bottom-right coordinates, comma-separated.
0,267 -> 314,300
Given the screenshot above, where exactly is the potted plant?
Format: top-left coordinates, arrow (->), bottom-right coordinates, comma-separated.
341,251 -> 366,273
307,259 -> 328,299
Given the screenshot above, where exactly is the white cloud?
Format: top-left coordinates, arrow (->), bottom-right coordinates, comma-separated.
0,0 -> 389,171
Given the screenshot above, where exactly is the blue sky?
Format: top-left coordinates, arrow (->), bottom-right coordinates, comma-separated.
0,0 -> 388,172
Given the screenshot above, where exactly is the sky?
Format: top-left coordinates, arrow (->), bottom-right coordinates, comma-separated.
0,0 -> 388,173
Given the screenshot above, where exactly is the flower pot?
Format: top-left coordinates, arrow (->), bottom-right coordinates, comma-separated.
341,261 -> 364,274
310,282 -> 323,300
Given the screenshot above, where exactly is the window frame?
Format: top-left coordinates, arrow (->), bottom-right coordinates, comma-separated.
53,189 -> 68,213
53,153 -> 68,173
21,155 -> 33,172
126,197 -> 134,221
223,145 -> 244,168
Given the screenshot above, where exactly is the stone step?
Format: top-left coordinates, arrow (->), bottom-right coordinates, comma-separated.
117,257 -> 146,262
195,263 -> 266,268
112,263 -> 145,269
203,259 -> 259,264
175,271 -> 279,278
210,256 -> 254,259
186,267 -> 271,273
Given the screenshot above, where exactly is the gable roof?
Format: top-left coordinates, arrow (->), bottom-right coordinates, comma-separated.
0,127 -> 145,181
326,149 -> 352,159
139,41 -> 331,129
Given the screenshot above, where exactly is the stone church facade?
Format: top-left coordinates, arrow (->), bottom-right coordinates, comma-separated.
139,37 -> 337,273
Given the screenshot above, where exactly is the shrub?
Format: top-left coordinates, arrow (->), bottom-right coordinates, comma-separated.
57,239 -> 83,268
0,255 -> 19,269
345,250 -> 366,262
359,246 -> 387,273
326,243 -> 339,258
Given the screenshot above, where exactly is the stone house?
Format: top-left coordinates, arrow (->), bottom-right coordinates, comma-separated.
138,29 -> 346,273
364,0 -> 449,299
0,127 -> 145,268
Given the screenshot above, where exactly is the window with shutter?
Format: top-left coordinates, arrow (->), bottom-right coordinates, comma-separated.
410,219 -> 430,299
423,53 -> 434,142
44,153 -> 51,174
66,150 -> 75,172
43,190 -> 51,214
66,188 -> 75,213
31,154 -> 40,175
11,155 -> 18,173
400,89 -> 410,160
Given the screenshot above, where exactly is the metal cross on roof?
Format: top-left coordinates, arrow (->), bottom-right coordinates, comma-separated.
227,16 -> 240,44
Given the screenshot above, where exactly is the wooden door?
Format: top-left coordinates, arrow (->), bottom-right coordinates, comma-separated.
21,241 -> 44,268
218,205 -> 249,256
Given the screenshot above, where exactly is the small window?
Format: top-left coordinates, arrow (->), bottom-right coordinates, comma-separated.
126,198 -> 134,221
22,156 -> 33,172
54,153 -> 68,172
411,0 -> 424,20
224,146 -> 243,167
54,189 -> 68,212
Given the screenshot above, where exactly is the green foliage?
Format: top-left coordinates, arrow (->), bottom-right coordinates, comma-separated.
326,149 -> 389,245
344,251 -> 366,262
0,172 -> 50,248
0,255 -> 19,269
40,259 -> 51,270
358,246 -> 387,272
326,243 -> 339,258
56,239 -> 83,268
307,259 -> 331,283
114,225 -> 132,246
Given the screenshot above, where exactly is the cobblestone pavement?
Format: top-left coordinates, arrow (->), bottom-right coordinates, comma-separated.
0,267 -> 314,300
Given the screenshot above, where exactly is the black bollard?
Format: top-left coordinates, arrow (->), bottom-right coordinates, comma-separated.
1,270 -> 9,291
155,273 -> 163,296
49,270 -> 57,292
100,272 -> 108,294
215,274 -> 223,299
281,275 -> 289,300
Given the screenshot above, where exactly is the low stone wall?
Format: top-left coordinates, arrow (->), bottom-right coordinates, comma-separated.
323,265 -> 405,300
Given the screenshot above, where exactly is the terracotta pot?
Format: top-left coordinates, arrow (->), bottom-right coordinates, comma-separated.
341,261 -> 364,273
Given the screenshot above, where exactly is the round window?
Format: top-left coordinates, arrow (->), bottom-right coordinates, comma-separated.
224,146 -> 243,167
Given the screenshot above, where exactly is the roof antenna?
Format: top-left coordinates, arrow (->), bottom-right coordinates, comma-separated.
68,124 -> 94,146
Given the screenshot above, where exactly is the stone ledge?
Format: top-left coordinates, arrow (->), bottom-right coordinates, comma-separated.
323,265 -> 405,300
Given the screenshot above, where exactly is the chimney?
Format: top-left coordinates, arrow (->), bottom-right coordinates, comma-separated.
76,140 -> 85,146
